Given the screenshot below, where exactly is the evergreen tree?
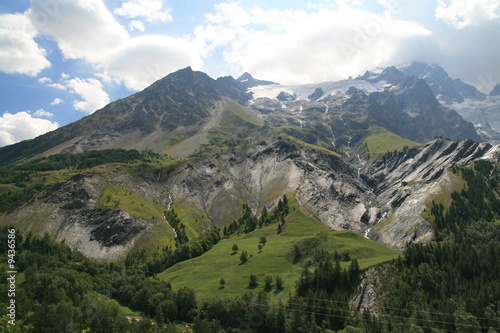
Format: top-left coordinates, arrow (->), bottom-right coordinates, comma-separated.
240,251 -> 248,264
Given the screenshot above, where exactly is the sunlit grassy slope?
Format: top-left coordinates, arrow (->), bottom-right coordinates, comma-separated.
364,127 -> 421,159
159,198 -> 400,302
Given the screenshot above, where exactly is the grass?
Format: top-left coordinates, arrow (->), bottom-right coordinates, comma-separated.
207,100 -> 260,150
158,199 -> 400,302
364,127 -> 420,159
95,182 -> 176,250
163,135 -> 190,149
374,215 -> 395,231
279,134 -> 341,157
96,184 -> 165,221
170,201 -> 206,239
119,303 -> 142,319
421,170 -> 466,224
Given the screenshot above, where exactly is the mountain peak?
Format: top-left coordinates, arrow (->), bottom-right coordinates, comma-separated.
490,83 -> 500,96
236,72 -> 278,89
398,61 -> 486,104
237,72 -> 254,82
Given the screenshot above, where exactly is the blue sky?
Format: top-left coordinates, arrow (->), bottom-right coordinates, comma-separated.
1,0 -> 499,147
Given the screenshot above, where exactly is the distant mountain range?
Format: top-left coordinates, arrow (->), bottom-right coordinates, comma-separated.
2,61 -> 498,333
0,61 -> 499,260
2,61 -> 497,166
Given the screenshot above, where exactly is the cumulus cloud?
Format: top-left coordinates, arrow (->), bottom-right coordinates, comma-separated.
0,13 -> 50,76
38,77 -> 52,84
50,98 -> 63,105
0,111 -> 59,147
66,78 -> 110,113
435,0 -> 500,29
33,108 -> 54,117
114,0 -> 172,23
104,35 -> 204,90
199,3 -> 432,84
27,0 -> 129,63
21,0 -> 203,92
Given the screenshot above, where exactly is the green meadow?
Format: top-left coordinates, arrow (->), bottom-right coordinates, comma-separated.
159,201 -> 400,302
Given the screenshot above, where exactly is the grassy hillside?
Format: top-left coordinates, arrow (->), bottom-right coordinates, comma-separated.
159,199 -> 400,302
364,126 -> 421,159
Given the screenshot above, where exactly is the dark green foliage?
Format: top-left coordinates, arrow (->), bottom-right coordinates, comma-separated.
0,132 -> 67,167
0,226 -> 205,332
264,276 -> 273,290
248,274 -> 258,288
224,195 -> 291,238
164,208 -> 189,245
131,228 -> 221,275
368,161 -> 500,332
275,276 -> 284,290
14,149 -> 156,172
240,251 -> 249,264
0,149 -> 161,214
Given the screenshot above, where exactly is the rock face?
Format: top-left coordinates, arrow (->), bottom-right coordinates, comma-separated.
1,173 -> 146,260
0,65 -> 498,261
490,83 -> 500,96
0,67 -> 252,165
4,136 -> 497,261
166,136 -> 377,232
398,62 -> 486,104
363,139 -> 496,249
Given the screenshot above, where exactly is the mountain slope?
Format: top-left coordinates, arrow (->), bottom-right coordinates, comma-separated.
396,61 -> 500,143
0,67 -> 257,164
248,66 -> 480,151
159,198 -> 400,301
1,133 -> 497,260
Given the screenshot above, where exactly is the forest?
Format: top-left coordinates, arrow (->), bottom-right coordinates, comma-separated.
0,158 -> 499,332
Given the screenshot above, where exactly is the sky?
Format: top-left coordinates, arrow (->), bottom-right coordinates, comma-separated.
0,0 -> 499,147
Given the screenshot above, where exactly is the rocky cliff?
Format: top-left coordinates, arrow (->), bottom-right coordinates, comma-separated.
2,135 -> 497,260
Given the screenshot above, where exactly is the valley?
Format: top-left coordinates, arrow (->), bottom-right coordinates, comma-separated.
0,63 -> 499,332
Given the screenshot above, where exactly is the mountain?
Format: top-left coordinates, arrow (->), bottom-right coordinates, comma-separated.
249,65 -> 481,148
2,64 -> 499,333
236,72 -> 277,89
0,63 -> 496,260
1,133 -> 497,260
0,64 -> 483,168
395,61 -> 500,144
0,67 -> 258,164
490,83 -> 500,96
397,61 -> 487,104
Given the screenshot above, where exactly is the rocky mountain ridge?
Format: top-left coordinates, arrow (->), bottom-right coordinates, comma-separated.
0,63 -> 487,166
0,63 -> 499,261
2,135 -> 497,260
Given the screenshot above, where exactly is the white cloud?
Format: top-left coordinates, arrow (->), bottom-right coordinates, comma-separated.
0,111 -> 59,147
198,3 -> 432,84
129,20 -> 145,32
104,35 -> 204,90
66,77 -> 110,113
0,13 -> 50,76
50,98 -> 63,105
38,77 -> 52,84
27,0 -> 129,63
33,108 -> 54,117
435,0 -> 500,29
206,2 -> 251,27
114,0 -> 172,23
47,82 -> 67,90
39,72 -> 109,113
21,0 -> 202,93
